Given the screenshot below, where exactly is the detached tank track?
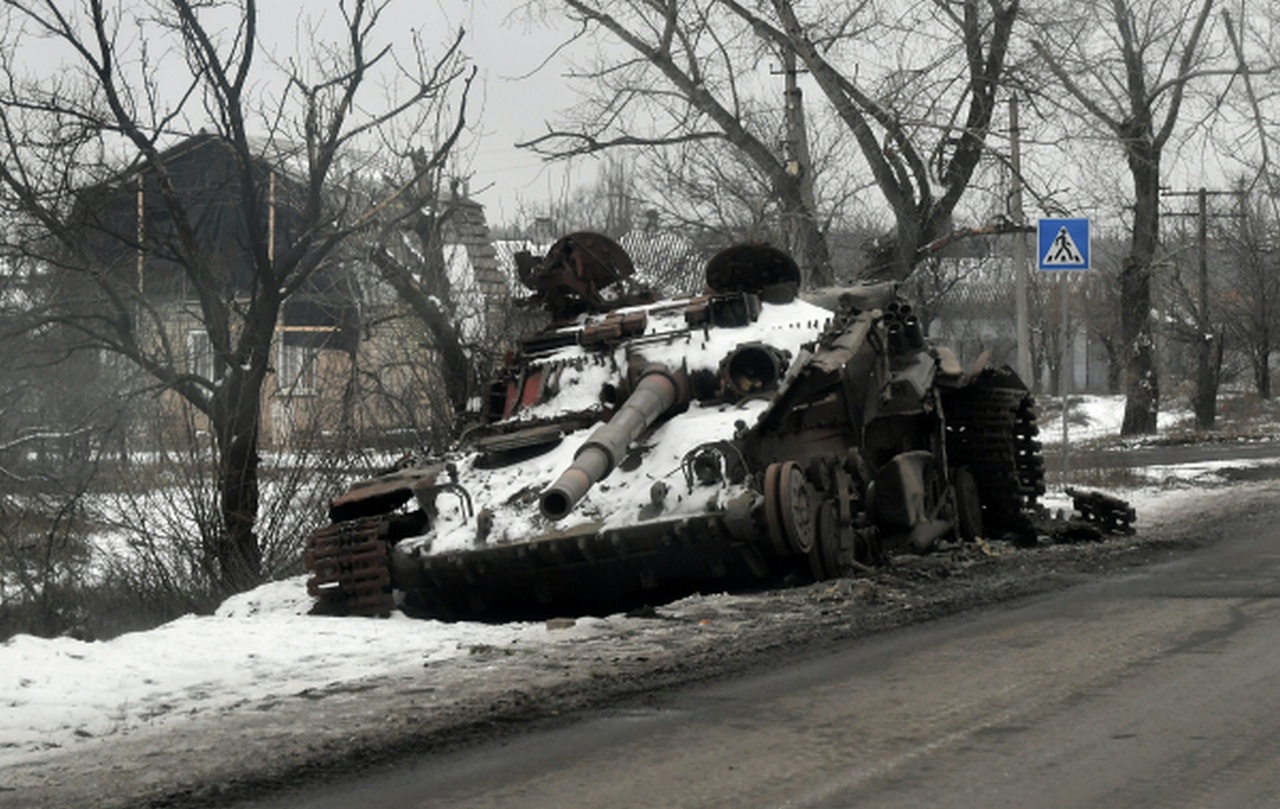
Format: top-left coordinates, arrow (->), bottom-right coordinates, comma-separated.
304,517 -> 394,617
944,372 -> 1045,536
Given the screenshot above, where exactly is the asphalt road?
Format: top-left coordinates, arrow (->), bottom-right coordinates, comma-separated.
252,501 -> 1280,809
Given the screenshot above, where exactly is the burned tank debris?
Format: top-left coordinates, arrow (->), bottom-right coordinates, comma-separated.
304,233 -> 1052,620
1065,486 -> 1137,534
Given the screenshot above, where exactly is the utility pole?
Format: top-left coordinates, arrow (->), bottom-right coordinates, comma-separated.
775,48 -> 826,284
1162,187 -> 1240,430
1009,95 -> 1031,386
781,49 -> 818,225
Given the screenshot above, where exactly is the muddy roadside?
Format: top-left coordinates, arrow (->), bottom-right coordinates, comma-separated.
4,476 -> 1273,809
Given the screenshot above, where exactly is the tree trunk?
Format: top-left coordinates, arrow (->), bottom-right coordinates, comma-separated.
1119,259 -> 1159,435
1257,344 -> 1272,399
864,216 -> 928,283
341,346 -> 360,436
777,174 -> 833,287
777,51 -> 832,288
1193,333 -> 1218,430
211,362 -> 267,595
371,248 -> 471,421
1120,143 -> 1161,436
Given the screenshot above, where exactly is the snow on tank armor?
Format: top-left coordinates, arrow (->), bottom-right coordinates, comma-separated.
303,233 -> 1045,619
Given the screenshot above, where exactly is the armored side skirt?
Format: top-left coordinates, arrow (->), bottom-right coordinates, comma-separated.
393,514 -> 780,621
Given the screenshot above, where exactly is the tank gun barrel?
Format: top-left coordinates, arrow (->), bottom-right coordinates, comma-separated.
540,365 -> 688,521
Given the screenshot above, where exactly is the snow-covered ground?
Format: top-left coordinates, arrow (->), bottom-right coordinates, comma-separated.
1041,394 -> 1192,445
1,583 -> 629,763
3,395 -> 1279,774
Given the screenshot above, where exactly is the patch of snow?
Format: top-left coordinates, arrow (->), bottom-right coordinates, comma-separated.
0,578 -> 620,767
1039,394 -> 1193,445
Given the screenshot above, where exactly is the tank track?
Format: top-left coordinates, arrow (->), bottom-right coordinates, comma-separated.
1012,392 -> 1047,506
304,517 -> 395,617
944,370 -> 1045,536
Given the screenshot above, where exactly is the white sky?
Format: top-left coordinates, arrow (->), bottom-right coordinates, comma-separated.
12,1 -> 1267,235
419,2 -> 588,224
5,1 -> 588,227
429,1 -> 1265,233
477,7 -> 588,218
255,1 -> 590,226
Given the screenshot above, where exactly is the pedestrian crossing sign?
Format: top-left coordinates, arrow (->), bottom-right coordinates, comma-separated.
1037,218 -> 1090,271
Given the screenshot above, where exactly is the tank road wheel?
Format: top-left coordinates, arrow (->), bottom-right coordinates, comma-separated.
811,500 -> 842,580
810,502 -> 881,580
779,462 -> 817,555
304,517 -> 395,617
952,466 -> 983,542
765,461 -> 816,556
762,463 -> 790,556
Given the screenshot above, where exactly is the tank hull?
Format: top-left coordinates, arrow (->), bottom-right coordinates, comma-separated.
303,236 -> 1047,620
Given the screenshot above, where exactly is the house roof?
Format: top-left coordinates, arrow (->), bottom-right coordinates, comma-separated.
440,196 -> 506,296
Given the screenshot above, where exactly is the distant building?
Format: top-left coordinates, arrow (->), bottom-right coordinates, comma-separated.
71,133 -> 509,450
911,255 -> 1111,394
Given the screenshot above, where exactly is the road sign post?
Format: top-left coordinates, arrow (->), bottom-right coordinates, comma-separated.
1037,218 -> 1091,489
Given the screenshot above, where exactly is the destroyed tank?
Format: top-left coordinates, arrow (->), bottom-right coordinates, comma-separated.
304,233 -> 1045,620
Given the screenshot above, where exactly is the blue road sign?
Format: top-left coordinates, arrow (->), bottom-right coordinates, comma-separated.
1037,218 -> 1090,271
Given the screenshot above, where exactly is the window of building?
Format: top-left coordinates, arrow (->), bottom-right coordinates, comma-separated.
278,339 -> 317,396
187,330 -> 213,380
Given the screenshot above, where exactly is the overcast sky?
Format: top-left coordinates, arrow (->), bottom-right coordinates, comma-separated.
17,1 -> 1265,233
256,1 -> 590,225
446,2 -> 586,223
324,0 -> 590,226
4,1 -> 586,226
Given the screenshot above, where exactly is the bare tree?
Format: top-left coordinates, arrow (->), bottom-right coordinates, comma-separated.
1030,0 -> 1223,435
725,0 -> 1020,281
1217,8 -> 1280,204
1214,9 -> 1280,400
0,1 -> 471,594
519,1 -> 837,285
368,163 -> 479,427
1219,183 -> 1280,399
638,122 -> 873,282
1080,233 -> 1129,394
511,157 -> 644,240
522,1 -> 1018,284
